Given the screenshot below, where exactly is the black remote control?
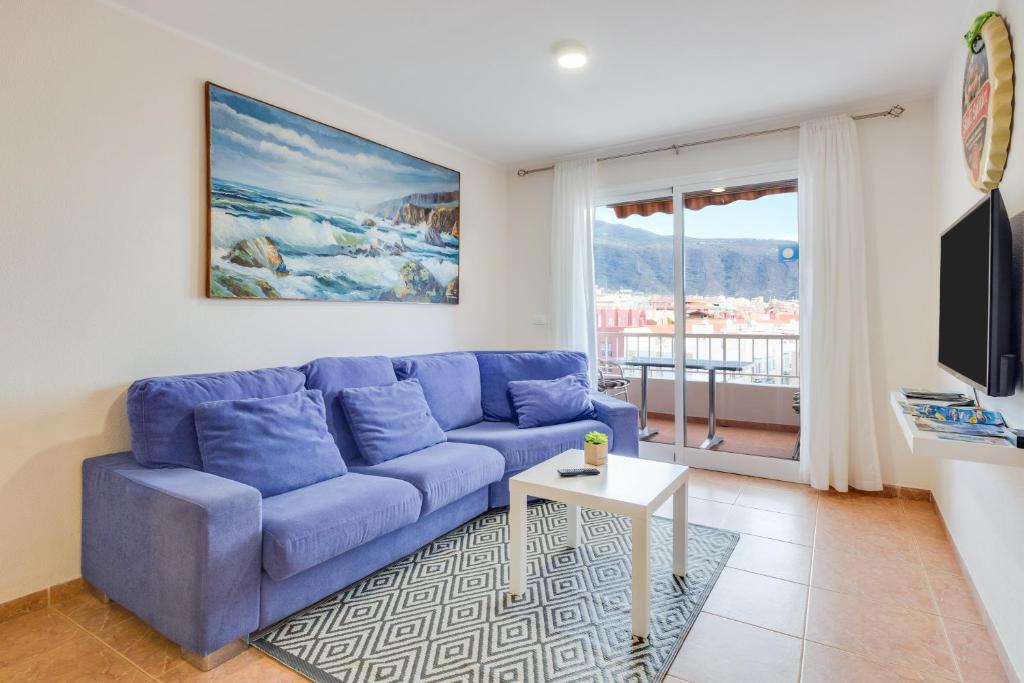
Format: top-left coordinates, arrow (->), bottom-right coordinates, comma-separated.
558,467 -> 601,477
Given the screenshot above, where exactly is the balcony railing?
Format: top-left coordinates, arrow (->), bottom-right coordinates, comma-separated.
598,331 -> 800,385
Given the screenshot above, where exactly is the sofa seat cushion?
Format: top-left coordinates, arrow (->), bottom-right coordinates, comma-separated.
392,352 -> 483,430
348,442 -> 504,516
261,472 -> 421,581
127,367 -> 306,469
475,351 -> 589,421
446,419 -> 613,473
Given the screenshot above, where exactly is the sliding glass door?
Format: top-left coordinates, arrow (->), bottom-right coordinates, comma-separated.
675,182 -> 801,470
593,195 -> 677,445
594,173 -> 802,478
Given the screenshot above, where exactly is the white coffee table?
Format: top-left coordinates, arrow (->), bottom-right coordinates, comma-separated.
507,451 -> 690,638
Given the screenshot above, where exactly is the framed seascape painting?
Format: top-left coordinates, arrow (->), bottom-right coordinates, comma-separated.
205,83 -> 460,303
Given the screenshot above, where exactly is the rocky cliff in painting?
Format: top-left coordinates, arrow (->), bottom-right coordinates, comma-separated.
375,192 -> 460,239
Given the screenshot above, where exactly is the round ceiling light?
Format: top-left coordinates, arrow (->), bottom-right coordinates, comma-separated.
554,41 -> 588,69
711,186 -> 727,193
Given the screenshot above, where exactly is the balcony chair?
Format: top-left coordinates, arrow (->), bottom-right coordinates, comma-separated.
598,362 -> 630,401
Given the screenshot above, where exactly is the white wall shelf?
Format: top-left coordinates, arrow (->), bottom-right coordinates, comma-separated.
889,392 -> 1024,468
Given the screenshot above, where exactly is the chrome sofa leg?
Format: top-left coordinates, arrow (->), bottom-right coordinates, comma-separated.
181,639 -> 248,671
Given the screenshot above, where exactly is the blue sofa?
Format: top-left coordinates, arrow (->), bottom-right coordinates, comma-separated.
81,350 -> 638,666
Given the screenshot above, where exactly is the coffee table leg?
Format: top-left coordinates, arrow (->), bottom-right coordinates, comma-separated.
673,478 -> 688,576
565,502 -> 580,548
509,488 -> 527,596
631,513 -> 650,638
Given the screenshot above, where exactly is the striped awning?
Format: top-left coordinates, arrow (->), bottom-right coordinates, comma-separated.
609,180 -> 797,218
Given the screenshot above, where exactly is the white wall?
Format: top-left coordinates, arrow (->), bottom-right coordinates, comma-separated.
0,1 -> 510,603
858,102 -> 942,489
506,102 -> 939,488
930,0 -> 1024,675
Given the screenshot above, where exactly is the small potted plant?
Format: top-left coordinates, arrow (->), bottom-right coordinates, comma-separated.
584,431 -> 609,466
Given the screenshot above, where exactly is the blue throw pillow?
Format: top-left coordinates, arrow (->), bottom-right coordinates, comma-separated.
300,356 -> 398,463
339,378 -> 446,465
194,389 -> 346,497
475,351 -> 590,421
507,373 -> 596,429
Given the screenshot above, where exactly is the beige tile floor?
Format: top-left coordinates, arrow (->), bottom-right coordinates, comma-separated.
657,469 -> 1007,683
0,470 -> 1007,682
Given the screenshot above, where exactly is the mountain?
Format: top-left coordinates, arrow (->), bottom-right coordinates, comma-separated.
593,220 -> 798,300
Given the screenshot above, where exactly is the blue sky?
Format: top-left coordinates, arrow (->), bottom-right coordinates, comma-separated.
208,85 -> 459,209
596,192 -> 798,240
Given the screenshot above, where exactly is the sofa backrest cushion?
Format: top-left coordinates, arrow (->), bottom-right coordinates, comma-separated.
194,389 -> 347,497
475,351 -> 590,421
300,356 -> 398,462
339,378 -> 447,465
391,352 -> 483,431
127,366 -> 306,469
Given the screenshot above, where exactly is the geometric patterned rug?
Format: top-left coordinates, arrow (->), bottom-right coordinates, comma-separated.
253,501 -> 739,683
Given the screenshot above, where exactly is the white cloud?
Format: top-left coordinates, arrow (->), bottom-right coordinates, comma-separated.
217,128 -> 352,180
210,100 -> 425,177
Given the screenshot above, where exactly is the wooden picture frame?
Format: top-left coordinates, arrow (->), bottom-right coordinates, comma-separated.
205,82 -> 461,303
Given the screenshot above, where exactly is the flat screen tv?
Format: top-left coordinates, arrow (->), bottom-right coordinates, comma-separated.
938,188 -> 1016,397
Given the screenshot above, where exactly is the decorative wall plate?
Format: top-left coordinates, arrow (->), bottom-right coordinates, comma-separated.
962,13 -> 1014,192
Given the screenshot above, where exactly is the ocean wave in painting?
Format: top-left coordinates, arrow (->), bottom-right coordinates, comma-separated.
209,179 -> 459,303
206,84 -> 460,303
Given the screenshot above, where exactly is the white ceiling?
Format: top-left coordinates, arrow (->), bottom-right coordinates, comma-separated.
111,0 -> 973,165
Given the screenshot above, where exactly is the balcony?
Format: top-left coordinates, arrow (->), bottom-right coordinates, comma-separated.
598,331 -> 800,458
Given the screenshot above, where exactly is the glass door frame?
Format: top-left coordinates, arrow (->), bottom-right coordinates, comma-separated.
593,161 -> 801,480
671,165 -> 801,481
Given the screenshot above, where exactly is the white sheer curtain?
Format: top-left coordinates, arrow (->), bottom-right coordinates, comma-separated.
550,159 -> 598,382
798,116 -> 882,492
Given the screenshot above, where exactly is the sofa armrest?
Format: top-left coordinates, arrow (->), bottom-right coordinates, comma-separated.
82,453 -> 262,656
590,392 -> 640,457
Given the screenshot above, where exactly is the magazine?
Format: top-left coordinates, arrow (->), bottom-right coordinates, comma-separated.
913,418 -> 1006,437
936,433 -> 1012,446
899,388 -> 969,402
906,403 -> 1005,425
